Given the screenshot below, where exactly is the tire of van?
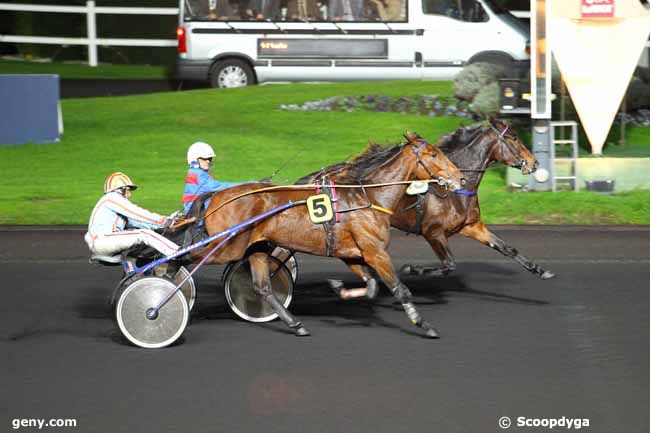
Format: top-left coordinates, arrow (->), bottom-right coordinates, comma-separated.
468,52 -> 515,76
209,59 -> 256,89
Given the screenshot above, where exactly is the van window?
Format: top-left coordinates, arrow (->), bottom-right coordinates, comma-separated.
422,0 -> 489,22
183,0 -> 407,22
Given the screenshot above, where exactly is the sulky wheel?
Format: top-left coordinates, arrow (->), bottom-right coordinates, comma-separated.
224,255 -> 293,323
173,266 -> 196,311
115,277 -> 189,349
271,247 -> 299,283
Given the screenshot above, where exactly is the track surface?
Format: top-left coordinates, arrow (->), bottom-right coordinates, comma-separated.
2,226 -> 649,433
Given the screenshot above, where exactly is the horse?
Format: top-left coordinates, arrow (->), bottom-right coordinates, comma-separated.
198,132 -> 465,338
392,118 -> 555,279
297,119 -> 553,300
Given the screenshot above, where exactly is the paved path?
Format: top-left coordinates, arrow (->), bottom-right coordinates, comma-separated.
2,227 -> 649,433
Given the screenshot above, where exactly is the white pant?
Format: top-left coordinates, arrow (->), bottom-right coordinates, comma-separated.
85,229 -> 179,257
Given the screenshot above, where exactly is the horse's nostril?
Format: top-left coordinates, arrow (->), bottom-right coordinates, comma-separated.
461,178 -> 467,186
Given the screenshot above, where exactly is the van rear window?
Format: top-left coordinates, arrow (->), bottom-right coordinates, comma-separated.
184,0 -> 407,22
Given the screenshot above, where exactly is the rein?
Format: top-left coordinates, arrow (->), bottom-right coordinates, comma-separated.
190,177 -> 447,225
193,141 -> 452,224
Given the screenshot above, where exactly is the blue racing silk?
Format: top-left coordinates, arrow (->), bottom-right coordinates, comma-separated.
182,165 -> 246,214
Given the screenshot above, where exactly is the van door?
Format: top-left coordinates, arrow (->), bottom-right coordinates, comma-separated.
416,0 -> 500,78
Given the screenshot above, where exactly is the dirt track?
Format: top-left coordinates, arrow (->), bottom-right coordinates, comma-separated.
2,226 -> 649,433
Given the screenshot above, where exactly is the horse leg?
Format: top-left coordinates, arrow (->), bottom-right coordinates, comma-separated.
248,253 -> 310,336
361,247 -> 439,338
328,259 -> 379,300
400,233 -> 456,277
459,222 -> 555,279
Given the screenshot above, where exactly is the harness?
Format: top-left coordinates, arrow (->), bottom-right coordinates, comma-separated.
315,176 -> 339,257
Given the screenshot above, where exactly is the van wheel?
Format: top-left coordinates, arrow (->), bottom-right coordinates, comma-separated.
470,53 -> 514,76
209,59 -> 255,88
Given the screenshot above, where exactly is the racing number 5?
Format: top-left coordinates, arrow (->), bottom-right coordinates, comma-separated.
307,194 -> 334,224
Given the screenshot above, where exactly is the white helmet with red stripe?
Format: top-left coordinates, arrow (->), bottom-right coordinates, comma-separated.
187,141 -> 216,166
104,172 -> 138,194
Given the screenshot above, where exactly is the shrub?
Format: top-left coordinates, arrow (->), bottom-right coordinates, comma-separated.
453,62 -> 507,101
626,77 -> 650,111
470,82 -> 501,118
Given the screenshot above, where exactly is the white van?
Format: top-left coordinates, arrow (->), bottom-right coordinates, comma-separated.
176,0 -> 530,88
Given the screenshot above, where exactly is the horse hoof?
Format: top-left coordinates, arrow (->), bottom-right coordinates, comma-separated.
366,286 -> 379,300
327,279 -> 344,294
399,264 -> 412,275
295,327 -> 311,337
541,270 -> 555,280
425,327 -> 440,339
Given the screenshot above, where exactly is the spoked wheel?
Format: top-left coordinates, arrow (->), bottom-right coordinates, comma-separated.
224,255 -> 293,323
115,277 -> 189,349
173,266 -> 196,311
271,247 -> 299,283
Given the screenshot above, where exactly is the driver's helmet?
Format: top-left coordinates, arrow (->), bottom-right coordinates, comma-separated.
104,172 -> 137,194
187,141 -> 216,166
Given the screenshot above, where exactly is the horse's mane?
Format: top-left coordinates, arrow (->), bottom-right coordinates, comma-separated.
437,123 -> 485,153
296,143 -> 403,184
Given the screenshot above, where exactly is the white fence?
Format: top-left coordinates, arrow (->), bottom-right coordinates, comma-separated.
0,1 -> 179,66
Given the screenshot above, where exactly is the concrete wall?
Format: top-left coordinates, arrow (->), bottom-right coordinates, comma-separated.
507,158 -> 650,191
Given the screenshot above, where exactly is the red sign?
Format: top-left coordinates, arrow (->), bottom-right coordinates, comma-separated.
581,0 -> 615,18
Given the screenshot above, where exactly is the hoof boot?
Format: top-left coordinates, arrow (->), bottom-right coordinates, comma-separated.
541,270 -> 555,280
295,326 -> 311,337
425,327 -> 440,339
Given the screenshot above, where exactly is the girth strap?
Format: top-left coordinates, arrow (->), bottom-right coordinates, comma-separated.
403,193 -> 425,235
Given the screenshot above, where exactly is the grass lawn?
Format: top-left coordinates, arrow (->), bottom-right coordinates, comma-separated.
1,80 -> 649,225
0,58 -> 169,79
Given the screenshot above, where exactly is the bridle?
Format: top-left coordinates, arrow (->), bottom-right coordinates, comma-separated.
487,122 -> 530,172
411,140 -> 456,190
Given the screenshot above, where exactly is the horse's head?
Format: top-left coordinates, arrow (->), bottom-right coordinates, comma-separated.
404,131 -> 465,191
488,118 -> 538,175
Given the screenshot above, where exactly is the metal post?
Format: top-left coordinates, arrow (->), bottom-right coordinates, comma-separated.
529,0 -> 553,191
86,1 -> 98,67
529,120 -> 552,191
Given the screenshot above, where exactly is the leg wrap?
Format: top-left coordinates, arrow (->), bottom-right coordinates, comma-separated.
403,302 -> 422,325
265,294 -> 302,328
366,278 -> 379,299
389,283 -> 413,304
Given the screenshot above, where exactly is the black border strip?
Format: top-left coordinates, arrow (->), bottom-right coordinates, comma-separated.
271,60 -> 332,66
192,28 -> 417,35
335,61 -> 413,67
423,61 -> 464,67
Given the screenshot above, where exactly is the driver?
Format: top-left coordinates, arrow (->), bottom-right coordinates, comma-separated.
182,141 -> 249,214
85,172 -> 180,258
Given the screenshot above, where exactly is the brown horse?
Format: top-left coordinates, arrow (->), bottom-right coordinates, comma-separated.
393,118 -> 555,279
200,133 -> 465,338
298,119 -> 552,300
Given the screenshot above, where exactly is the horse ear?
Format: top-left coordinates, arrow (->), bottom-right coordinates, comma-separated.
403,131 -> 419,144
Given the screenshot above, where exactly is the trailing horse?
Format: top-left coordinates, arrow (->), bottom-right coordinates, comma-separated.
198,132 -> 465,338
299,119 -> 553,296
393,119 -> 554,279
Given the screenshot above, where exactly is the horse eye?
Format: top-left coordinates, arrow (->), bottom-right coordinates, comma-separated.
430,152 -> 437,158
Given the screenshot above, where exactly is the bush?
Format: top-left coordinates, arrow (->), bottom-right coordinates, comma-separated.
626,77 -> 650,111
470,82 -> 501,118
453,62 -> 507,101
